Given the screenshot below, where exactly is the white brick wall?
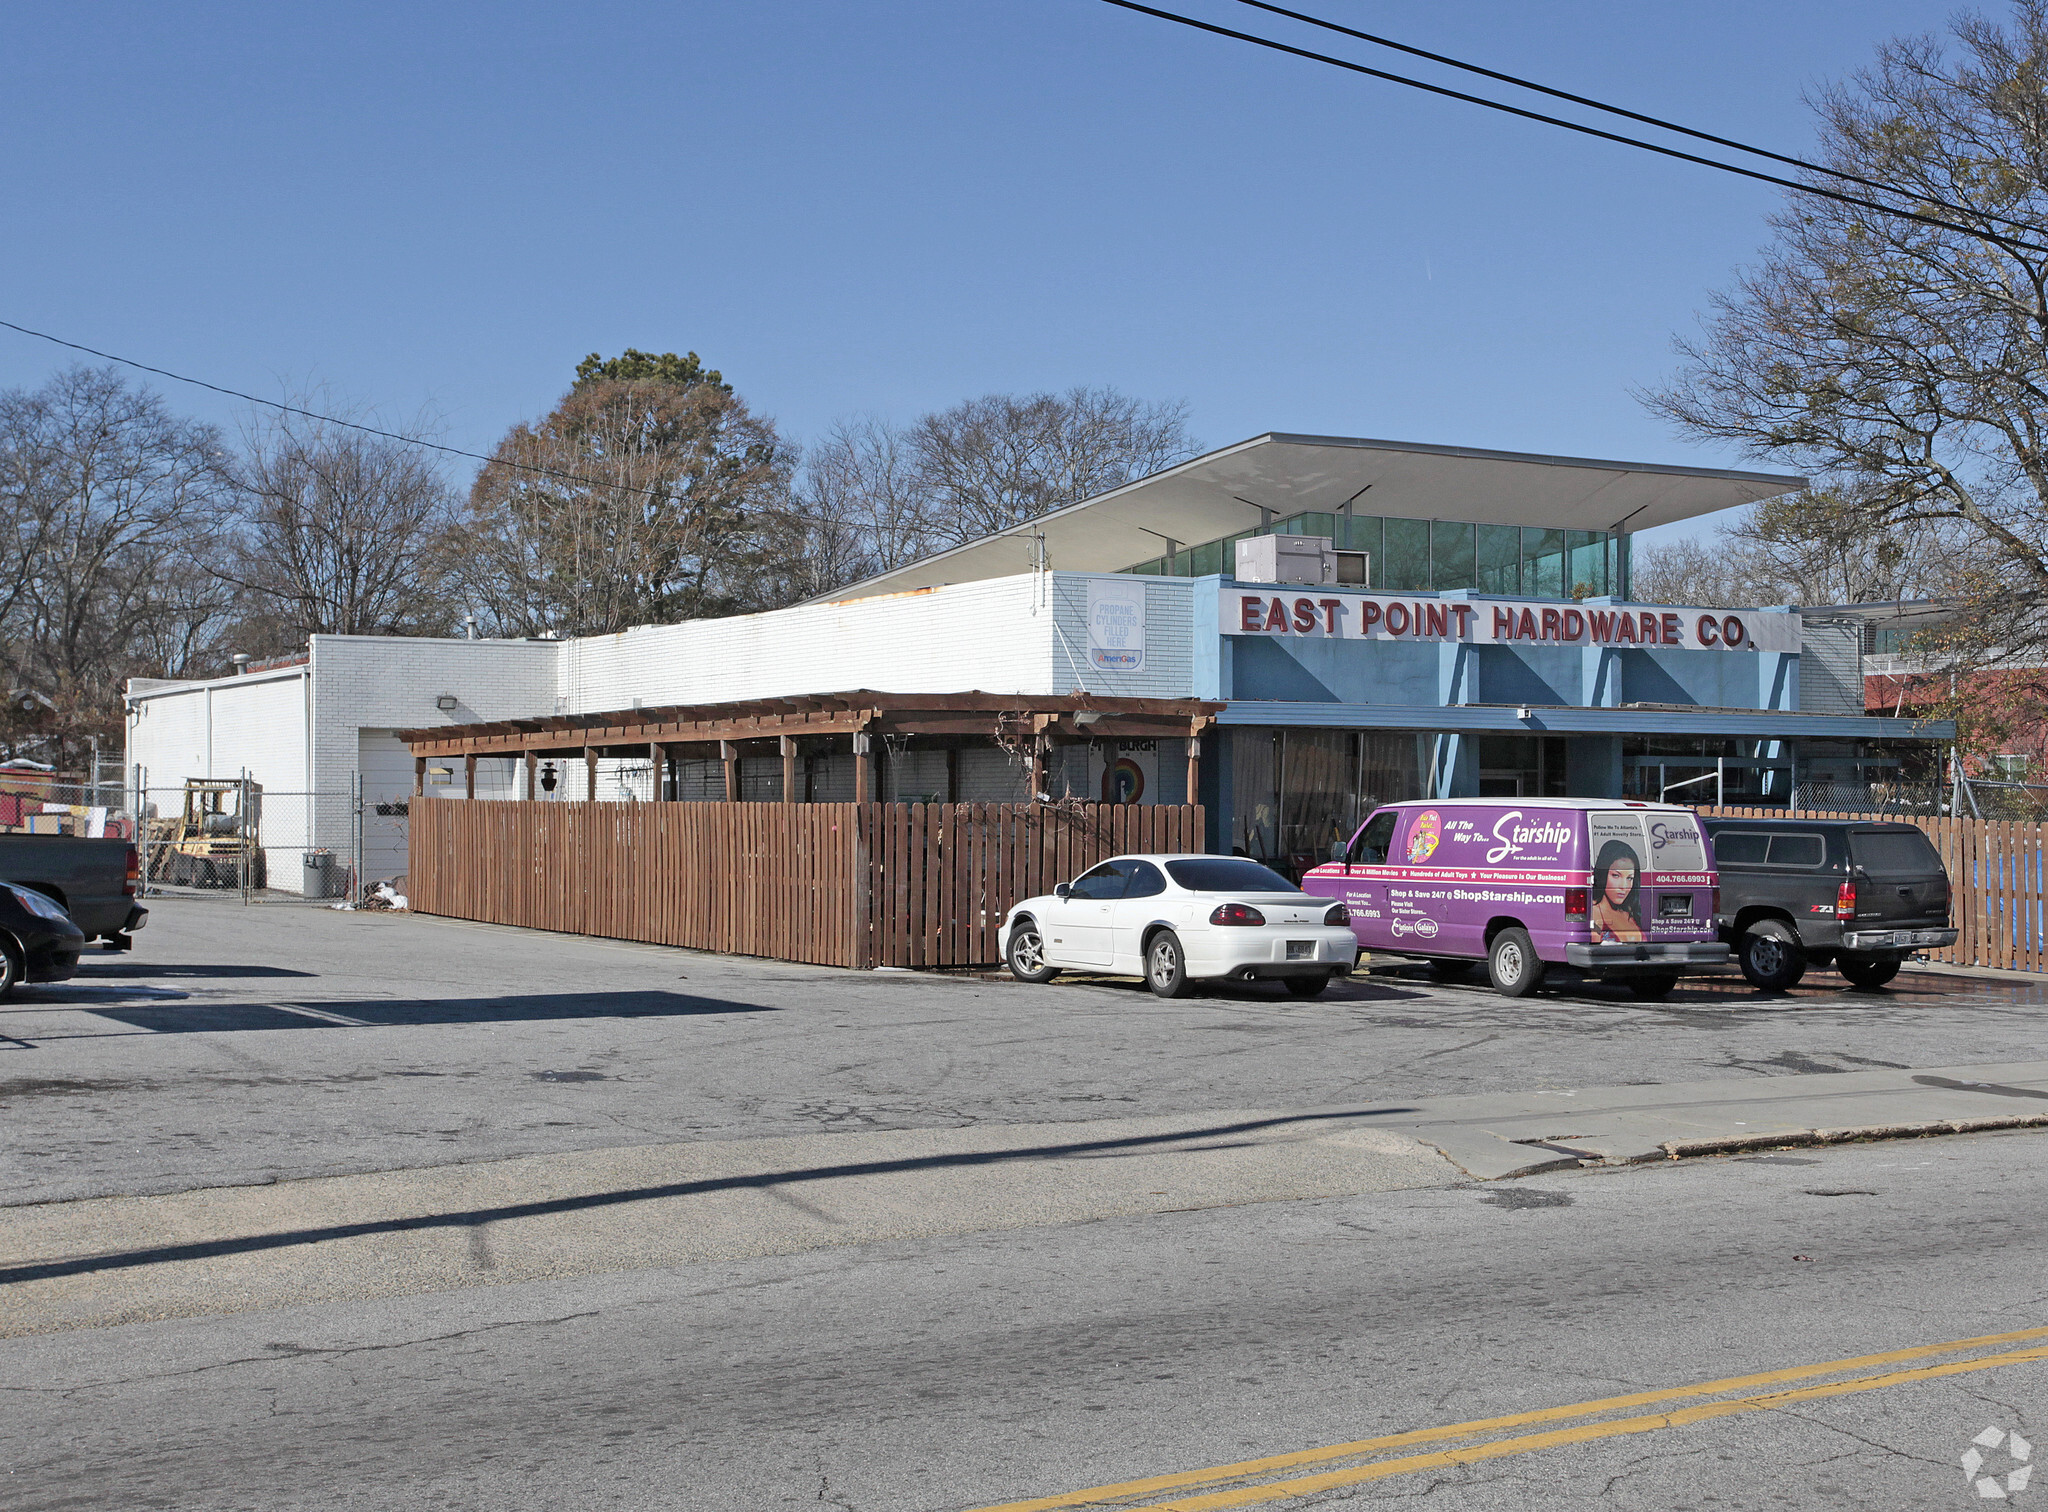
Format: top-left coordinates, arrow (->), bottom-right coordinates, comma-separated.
557,575 -> 1067,711
121,572 -> 1204,877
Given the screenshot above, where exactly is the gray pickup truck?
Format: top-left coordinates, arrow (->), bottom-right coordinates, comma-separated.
1701,818 -> 1955,990
0,836 -> 148,946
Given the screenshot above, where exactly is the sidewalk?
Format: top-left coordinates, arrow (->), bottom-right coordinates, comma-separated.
1368,1058 -> 2048,1178
7,1059 -> 2047,1335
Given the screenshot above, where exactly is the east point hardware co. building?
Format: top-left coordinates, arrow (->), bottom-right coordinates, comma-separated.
125,432 -> 1950,884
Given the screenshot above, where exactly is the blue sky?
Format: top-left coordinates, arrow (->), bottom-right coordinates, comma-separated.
0,0 -> 1963,552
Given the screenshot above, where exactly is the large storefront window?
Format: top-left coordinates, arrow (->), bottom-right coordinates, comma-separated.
1621,735 -> 1793,805
1123,511 -> 1630,599
1231,728 -> 1426,877
1474,735 -> 1568,798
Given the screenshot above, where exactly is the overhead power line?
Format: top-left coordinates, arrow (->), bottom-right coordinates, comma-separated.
1098,0 -> 2048,258
1229,0 -> 2048,242
0,317 -> 838,528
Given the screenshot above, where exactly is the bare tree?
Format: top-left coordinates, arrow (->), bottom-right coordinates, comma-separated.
0,366 -> 229,763
788,386 -> 1200,596
910,387 -> 1198,545
221,403 -> 461,639
1643,5 -> 2048,633
458,362 -> 792,636
1637,485 -> 1948,607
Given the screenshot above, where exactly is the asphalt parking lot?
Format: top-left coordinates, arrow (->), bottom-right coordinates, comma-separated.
10,901 -> 2048,1511
3,899 -> 2040,1206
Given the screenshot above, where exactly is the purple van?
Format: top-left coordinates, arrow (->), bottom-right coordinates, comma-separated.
1301,799 -> 1730,998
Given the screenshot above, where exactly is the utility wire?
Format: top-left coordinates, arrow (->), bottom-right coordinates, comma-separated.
0,317 -> 841,528
1098,0 -> 2048,258
1229,0 -> 2048,242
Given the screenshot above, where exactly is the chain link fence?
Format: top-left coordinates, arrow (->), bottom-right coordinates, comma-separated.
132,780 -> 368,905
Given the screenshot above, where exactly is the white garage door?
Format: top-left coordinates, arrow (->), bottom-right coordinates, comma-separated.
357,730 -> 418,885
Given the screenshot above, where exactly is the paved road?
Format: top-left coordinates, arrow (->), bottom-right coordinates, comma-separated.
4,902 -> 2043,1204
6,1126 -> 2044,1510
8,901 -> 2048,1509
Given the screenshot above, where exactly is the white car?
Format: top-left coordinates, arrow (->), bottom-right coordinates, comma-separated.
1001,853 -> 1361,998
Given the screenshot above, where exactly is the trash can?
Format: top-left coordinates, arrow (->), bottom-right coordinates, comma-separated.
302,849 -> 336,899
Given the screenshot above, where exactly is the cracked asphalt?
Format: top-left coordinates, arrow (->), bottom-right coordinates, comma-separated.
4,902 -> 2047,1509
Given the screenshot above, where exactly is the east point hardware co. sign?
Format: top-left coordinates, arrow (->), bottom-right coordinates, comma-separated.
1222,589 -> 1801,652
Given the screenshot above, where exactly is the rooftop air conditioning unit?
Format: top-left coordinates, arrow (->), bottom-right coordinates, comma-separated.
1234,534 -> 1370,587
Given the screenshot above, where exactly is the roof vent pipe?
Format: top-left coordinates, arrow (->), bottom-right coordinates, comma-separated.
230,654 -> 251,675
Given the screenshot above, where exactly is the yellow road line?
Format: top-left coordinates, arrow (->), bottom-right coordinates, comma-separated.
967,1324 -> 2048,1512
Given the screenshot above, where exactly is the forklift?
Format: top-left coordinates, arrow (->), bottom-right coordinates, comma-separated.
147,778 -> 267,889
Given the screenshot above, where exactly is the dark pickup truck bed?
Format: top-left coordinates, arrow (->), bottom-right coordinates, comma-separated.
1702,818 -> 1955,990
0,836 -> 148,944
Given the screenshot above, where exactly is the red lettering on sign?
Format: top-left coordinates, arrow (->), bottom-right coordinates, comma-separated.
1541,607 -> 1562,640
1517,608 -> 1538,639
1293,598 -> 1317,632
1561,608 -> 1584,640
1697,614 -> 1720,646
1722,615 -> 1746,647
1661,613 -> 1682,643
1268,597 -> 1289,632
1638,611 -> 1660,644
1319,597 -> 1342,634
1616,613 -> 1636,644
1386,602 -> 1410,635
1240,596 -> 1264,632
1424,603 -> 1449,637
1452,604 -> 1474,638
1360,601 -> 1382,634
1493,606 -> 1515,639
1588,610 -> 1615,642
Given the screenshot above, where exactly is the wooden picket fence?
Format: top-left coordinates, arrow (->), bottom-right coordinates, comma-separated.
1700,807 -> 2048,974
408,799 -> 1204,970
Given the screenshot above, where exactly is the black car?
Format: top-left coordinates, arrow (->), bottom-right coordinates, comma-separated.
1701,818 -> 1957,990
0,881 -> 86,996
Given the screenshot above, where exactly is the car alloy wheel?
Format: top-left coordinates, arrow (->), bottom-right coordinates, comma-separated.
0,942 -> 19,1000
1006,923 -> 1058,984
1147,930 -> 1193,998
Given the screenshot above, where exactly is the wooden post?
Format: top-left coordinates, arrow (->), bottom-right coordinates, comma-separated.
780,735 -> 797,804
585,747 -> 598,802
722,740 -> 741,802
853,732 -> 872,804
1185,735 -> 1202,807
1028,737 -> 1048,802
649,741 -> 663,801
414,755 -> 426,797
464,753 -> 476,800
524,750 -> 537,801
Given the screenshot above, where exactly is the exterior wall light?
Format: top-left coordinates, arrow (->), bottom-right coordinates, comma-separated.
436,694 -> 459,711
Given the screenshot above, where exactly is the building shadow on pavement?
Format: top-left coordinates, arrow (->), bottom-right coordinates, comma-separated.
0,1108 -> 1408,1287
74,991 -> 776,1034
76,963 -> 320,979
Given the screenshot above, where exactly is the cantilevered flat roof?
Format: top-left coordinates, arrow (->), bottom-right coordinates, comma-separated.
817,432 -> 1805,601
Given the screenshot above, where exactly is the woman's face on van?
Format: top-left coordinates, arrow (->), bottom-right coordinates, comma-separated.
1604,858 -> 1635,905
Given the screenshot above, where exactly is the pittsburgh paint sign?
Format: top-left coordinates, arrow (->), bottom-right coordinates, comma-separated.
1220,589 -> 1800,653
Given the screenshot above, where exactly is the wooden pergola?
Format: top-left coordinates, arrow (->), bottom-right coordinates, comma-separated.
395,689 -> 1223,804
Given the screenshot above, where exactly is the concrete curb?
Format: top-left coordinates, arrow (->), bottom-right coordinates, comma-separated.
1320,1059 -> 2048,1180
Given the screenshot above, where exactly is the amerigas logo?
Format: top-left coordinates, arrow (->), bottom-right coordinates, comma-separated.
1485,810 -> 1574,865
1963,1426 -> 2032,1498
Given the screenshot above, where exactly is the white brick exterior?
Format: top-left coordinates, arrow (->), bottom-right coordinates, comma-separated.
122,572 -> 1200,882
